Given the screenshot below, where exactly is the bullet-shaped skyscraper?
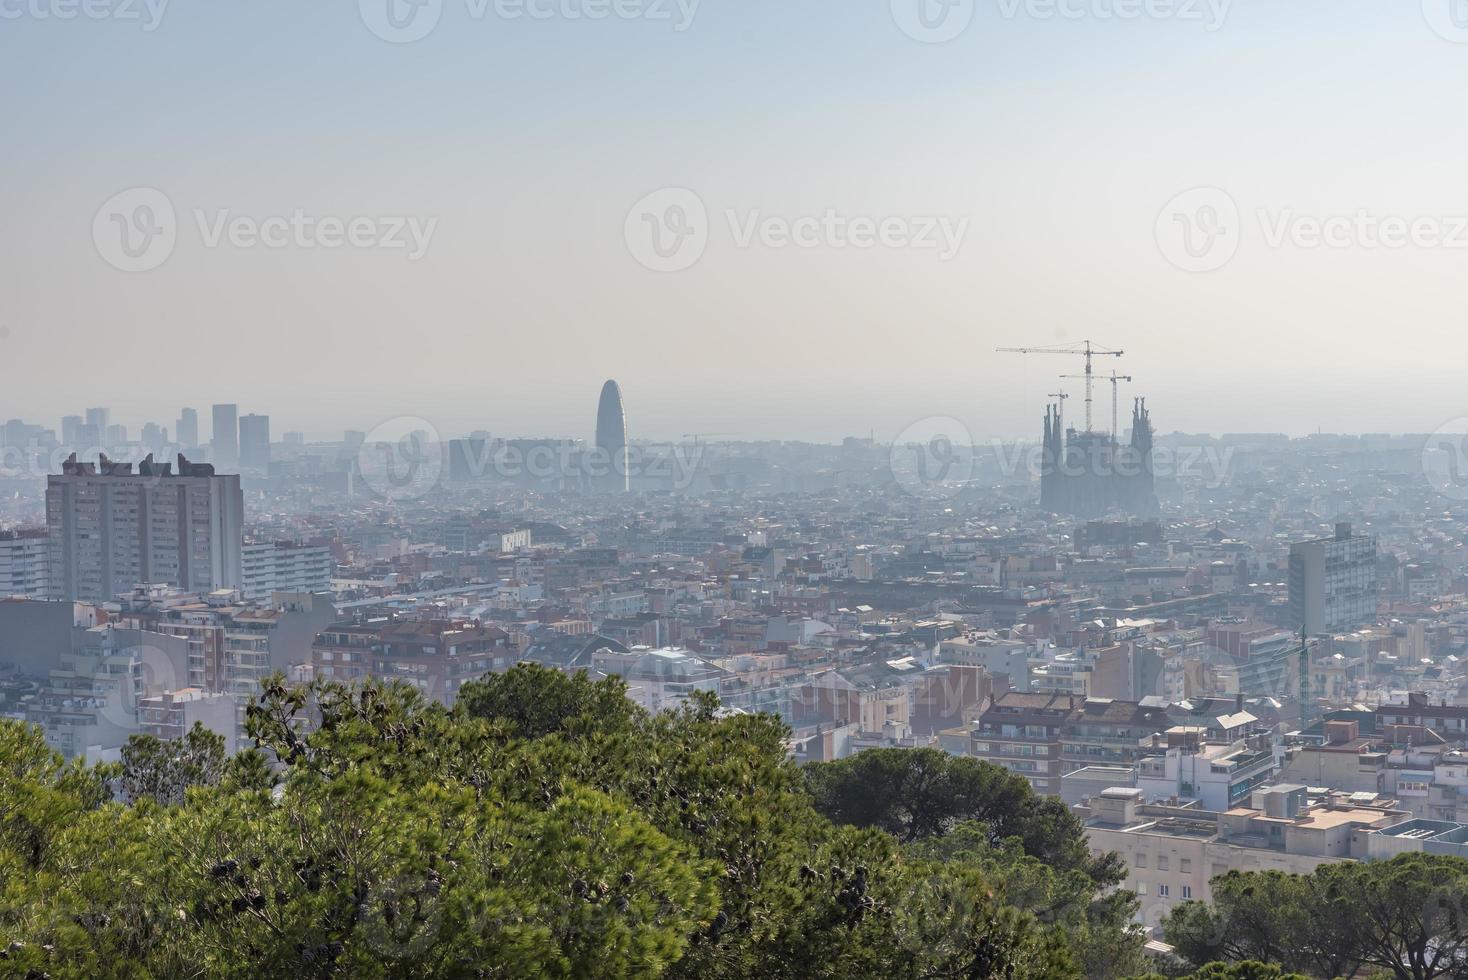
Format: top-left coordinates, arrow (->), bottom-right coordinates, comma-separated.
595,380 -> 629,493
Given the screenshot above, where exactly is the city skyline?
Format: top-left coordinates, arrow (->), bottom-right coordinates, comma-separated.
9,3 -> 1468,974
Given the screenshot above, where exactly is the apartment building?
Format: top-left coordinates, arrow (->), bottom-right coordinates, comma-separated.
0,529 -> 49,598
939,631 -> 1034,690
592,646 -> 727,713
1289,522 -> 1378,636
139,688 -> 238,754
966,691 -> 1076,795
311,622 -> 381,684
1062,696 -> 1173,772
1377,691 -> 1468,744
348,619 -> 515,706
1084,785 -> 1407,929
241,540 -> 333,600
22,625 -> 190,760
1135,727 -> 1279,811
46,453 -> 243,602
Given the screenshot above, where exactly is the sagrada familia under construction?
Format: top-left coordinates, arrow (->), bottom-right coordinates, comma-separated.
1040,397 -> 1159,519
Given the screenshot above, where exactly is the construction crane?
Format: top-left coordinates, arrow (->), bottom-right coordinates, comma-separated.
996,340 -> 1124,433
1061,371 -> 1131,442
682,432 -> 734,445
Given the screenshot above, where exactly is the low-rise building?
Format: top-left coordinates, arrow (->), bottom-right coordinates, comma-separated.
1083,785 -> 1408,930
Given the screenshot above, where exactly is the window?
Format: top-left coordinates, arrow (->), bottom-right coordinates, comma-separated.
1180,858 -> 1191,873
1134,853 -> 1147,868
1182,886 -> 1192,899
1157,856 -> 1168,871
1136,882 -> 1148,896
1158,884 -> 1170,898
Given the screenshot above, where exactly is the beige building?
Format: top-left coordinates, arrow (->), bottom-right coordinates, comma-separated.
1083,785 -> 1407,932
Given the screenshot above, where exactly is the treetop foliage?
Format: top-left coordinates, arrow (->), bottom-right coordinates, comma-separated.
0,663 -> 1145,979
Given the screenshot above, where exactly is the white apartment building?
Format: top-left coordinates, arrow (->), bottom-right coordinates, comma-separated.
0,529 -> 49,598
241,540 -> 333,600
1135,729 -> 1279,811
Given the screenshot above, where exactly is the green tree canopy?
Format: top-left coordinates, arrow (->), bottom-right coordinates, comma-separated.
0,671 -> 1143,978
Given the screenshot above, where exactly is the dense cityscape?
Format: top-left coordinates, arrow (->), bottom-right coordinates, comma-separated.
11,1 -> 1468,976
7,366 -> 1468,975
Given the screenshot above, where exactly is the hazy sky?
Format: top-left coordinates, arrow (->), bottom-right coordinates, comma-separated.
5,1 -> 1468,444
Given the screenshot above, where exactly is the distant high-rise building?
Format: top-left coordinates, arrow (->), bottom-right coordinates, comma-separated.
449,437 -> 492,484
595,379 -> 629,493
1289,522 -> 1378,636
141,422 -> 167,455
46,453 -> 244,602
212,404 -> 239,472
105,424 -> 128,446
61,415 -> 83,447
85,407 -> 110,433
177,408 -> 199,449
239,414 -> 271,475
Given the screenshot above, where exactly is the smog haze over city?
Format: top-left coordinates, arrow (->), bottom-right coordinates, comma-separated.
6,2 -> 1468,440
11,3 -> 1468,980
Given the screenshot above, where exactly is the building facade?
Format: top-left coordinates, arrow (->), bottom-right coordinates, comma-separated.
46,454 -> 244,603
0,529 -> 49,599
594,379 -> 629,493
241,540 -> 332,600
211,404 -> 239,473
238,413 -> 271,475
1289,523 -> 1377,636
